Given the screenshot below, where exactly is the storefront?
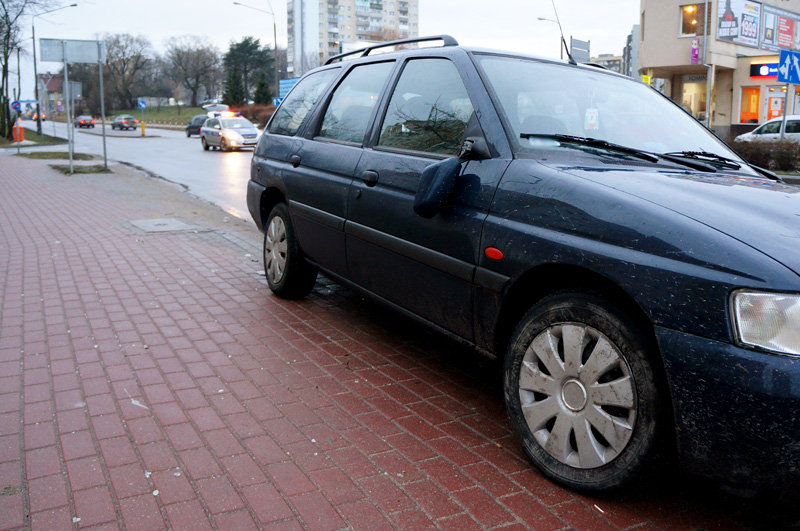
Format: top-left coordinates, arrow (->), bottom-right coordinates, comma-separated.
639,0 -> 800,138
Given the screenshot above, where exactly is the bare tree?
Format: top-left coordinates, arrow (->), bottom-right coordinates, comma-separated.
0,0 -> 53,138
164,36 -> 219,107
104,33 -> 152,109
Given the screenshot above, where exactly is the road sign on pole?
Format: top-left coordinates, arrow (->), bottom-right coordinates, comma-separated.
138,99 -> 147,110
11,101 -> 20,111
778,50 -> 800,85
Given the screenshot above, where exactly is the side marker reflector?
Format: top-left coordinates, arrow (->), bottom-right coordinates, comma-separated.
485,247 -> 504,260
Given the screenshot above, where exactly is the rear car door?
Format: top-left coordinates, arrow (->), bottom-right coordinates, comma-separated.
344,55 -> 511,341
285,60 -> 396,277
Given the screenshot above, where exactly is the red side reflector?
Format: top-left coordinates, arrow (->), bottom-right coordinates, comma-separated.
485,247 -> 504,260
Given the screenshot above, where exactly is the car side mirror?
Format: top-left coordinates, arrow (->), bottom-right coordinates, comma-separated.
414,157 -> 462,218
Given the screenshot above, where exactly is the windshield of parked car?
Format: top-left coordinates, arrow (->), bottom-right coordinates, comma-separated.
220,118 -> 254,129
477,55 -> 741,161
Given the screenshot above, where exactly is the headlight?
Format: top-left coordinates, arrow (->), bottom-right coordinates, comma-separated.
732,290 -> 800,356
224,131 -> 244,141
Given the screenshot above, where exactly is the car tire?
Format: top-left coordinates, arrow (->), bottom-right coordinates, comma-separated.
220,138 -> 228,152
202,137 -> 209,151
504,292 -> 662,492
186,130 -> 191,138
263,203 -> 318,299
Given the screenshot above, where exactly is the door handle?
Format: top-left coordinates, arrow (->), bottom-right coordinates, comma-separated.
289,155 -> 302,168
361,170 -> 379,187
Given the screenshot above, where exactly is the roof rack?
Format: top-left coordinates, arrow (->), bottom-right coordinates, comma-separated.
324,35 -> 459,65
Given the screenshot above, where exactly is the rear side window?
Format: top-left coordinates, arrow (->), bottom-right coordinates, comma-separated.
378,59 -> 474,156
756,121 -> 780,134
318,61 -> 394,144
785,120 -> 800,134
269,69 -> 338,136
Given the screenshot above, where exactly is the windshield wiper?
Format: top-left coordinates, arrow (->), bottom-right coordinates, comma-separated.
521,133 -> 720,172
521,134 -> 660,163
662,150 -> 741,169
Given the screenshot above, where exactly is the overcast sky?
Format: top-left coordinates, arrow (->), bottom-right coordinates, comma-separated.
9,0 -> 639,100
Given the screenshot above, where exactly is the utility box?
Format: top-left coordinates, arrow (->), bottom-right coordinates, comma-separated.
12,124 -> 24,142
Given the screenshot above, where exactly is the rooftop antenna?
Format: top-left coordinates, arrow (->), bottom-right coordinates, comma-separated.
551,0 -> 577,65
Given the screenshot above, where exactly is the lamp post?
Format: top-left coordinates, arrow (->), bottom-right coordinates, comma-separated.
537,17 -> 564,60
32,3 -> 77,135
233,1 -> 279,100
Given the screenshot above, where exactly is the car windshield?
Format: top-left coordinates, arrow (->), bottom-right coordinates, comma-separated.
477,55 -> 741,160
221,118 -> 253,129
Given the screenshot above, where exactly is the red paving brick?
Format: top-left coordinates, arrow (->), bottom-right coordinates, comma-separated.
0,153 -> 793,531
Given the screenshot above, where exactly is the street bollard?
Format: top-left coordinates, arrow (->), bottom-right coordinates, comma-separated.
141,121 -> 145,137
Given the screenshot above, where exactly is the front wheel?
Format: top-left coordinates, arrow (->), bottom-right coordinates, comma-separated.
504,292 -> 662,492
220,138 -> 228,152
186,130 -> 191,137
263,204 -> 317,299
201,137 -> 209,151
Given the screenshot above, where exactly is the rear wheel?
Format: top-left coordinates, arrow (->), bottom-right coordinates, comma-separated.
504,292 -> 662,491
186,130 -> 191,137
263,204 -> 317,299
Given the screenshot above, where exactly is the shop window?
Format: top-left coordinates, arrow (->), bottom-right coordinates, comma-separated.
680,4 -> 701,36
739,87 -> 760,124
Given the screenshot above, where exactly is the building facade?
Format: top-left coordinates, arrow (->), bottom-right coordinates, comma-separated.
639,0 -> 800,137
287,0 -> 419,77
590,53 -> 623,73
623,25 -> 641,78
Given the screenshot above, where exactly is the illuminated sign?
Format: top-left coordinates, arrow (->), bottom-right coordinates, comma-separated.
749,62 -> 779,77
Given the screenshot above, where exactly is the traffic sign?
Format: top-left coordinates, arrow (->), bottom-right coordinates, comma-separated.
10,101 -> 20,111
272,97 -> 283,106
138,99 -> 147,109
777,49 -> 800,85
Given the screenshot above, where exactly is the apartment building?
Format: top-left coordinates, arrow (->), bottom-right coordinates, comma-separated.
287,0 -> 419,77
639,0 -> 800,137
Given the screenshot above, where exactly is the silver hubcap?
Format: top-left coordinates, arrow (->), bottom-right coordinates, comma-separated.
518,323 -> 636,469
265,216 -> 288,284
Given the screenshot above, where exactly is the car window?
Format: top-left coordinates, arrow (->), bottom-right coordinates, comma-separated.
785,120 -> 800,134
206,119 -> 218,128
220,118 -> 253,129
756,121 -> 780,134
378,58 -> 474,156
318,61 -> 395,144
269,69 -> 339,136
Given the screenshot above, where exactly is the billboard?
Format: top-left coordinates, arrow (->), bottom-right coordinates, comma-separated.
40,38 -> 106,64
760,4 -> 800,52
717,0 -> 761,47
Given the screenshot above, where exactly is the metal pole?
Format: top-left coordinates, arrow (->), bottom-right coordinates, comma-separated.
780,83 -> 790,140
32,20 -> 42,135
63,41 -> 73,174
703,0 -> 712,127
98,41 -> 107,169
273,19 -> 279,98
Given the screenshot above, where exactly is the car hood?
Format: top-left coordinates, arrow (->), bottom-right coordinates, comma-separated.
547,160 -> 800,276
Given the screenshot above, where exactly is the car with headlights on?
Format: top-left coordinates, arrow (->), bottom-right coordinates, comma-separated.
74,115 -> 95,128
200,113 -> 259,151
111,114 -> 139,131
247,35 -> 800,496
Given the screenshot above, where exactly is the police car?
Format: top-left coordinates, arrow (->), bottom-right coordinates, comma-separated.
200,112 -> 259,151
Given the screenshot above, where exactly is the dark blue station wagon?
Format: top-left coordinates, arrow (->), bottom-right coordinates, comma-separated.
247,36 -> 800,493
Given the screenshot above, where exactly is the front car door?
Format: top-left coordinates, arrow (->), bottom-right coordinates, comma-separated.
344,53 -> 512,341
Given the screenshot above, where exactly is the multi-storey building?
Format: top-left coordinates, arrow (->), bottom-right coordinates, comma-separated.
639,0 -> 800,137
623,25 -> 641,78
287,0 -> 419,77
590,53 -> 623,73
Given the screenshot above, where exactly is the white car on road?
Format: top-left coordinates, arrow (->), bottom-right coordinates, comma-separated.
734,115 -> 800,142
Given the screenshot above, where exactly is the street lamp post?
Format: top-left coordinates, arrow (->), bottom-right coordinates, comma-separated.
537,17 -> 563,60
31,4 -> 77,135
233,1 -> 279,100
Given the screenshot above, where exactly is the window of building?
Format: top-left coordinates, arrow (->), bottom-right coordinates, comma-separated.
318,62 -> 394,143
739,87 -> 760,123
680,4 -> 700,36
378,59 -> 474,156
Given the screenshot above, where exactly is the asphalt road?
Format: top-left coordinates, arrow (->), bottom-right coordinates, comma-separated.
21,120 -> 254,220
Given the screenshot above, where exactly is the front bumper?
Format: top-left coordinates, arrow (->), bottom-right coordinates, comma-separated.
656,326 -> 800,489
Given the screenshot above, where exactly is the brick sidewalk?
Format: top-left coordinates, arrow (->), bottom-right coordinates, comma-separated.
0,153 -> 792,530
